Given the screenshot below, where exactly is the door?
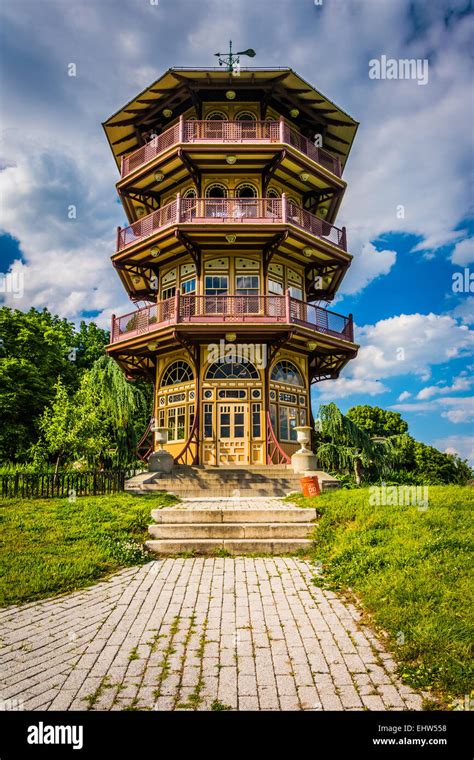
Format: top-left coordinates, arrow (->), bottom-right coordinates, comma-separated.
217,403 -> 249,464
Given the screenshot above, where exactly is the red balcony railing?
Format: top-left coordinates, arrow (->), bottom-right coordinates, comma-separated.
120,117 -> 341,178
282,123 -> 341,176
116,196 -> 347,252
110,294 -> 354,344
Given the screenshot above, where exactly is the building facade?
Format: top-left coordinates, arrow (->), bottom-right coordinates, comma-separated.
103,67 -> 359,466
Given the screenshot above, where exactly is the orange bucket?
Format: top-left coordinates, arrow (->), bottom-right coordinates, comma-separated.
300,475 -> 320,497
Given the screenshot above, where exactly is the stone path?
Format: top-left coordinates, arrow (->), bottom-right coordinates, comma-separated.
0,558 -> 423,711
171,497 -> 299,509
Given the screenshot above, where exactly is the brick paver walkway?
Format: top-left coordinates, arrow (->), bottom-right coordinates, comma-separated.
0,558 -> 423,711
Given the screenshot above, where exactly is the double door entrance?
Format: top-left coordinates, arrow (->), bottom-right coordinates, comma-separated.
217,403 -> 248,464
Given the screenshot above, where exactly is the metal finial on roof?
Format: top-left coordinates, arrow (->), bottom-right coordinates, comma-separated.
214,41 -> 256,72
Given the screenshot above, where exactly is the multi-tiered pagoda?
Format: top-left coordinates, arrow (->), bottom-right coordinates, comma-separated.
103,64 -> 358,468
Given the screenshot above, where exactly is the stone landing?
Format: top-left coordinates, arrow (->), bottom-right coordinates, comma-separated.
126,465 -> 339,499
145,497 -> 316,556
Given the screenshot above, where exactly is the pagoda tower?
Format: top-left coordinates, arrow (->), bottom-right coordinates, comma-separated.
103,63 -> 358,467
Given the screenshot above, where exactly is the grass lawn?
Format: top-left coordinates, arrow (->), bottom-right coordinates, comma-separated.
0,492 -> 177,607
290,485 -> 473,707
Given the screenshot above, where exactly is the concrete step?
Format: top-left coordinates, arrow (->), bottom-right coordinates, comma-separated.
125,467 -> 339,497
138,488 -> 300,498
150,507 -> 317,523
145,538 -> 313,556
148,522 -> 315,540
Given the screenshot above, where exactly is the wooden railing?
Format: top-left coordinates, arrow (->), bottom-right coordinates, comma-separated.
121,123 -> 181,176
120,117 -> 341,178
116,196 -> 347,252
266,411 -> 291,465
110,294 -> 354,344
282,123 -> 341,177
184,119 -> 280,143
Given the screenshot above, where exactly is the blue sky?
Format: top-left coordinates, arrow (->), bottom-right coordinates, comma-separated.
0,0 -> 473,462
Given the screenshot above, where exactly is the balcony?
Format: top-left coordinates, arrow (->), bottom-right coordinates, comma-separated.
116,196 -> 347,253
110,294 -> 354,345
120,118 -> 342,179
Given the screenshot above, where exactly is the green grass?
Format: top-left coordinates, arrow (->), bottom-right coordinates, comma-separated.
290,485 -> 474,706
0,492 -> 177,606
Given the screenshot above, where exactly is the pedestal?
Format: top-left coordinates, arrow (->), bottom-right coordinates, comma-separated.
148,449 -> 174,474
291,450 -> 318,473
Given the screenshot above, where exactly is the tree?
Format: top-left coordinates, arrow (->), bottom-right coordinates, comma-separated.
88,356 -> 149,465
0,307 -> 76,460
36,356 -> 152,469
37,379 -> 78,474
316,403 -> 472,485
73,321 -> 110,372
346,405 -> 408,438
412,440 -> 472,484
315,403 -> 399,484
0,308 -> 111,462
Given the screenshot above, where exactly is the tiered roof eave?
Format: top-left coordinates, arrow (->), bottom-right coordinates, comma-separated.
102,67 -> 359,173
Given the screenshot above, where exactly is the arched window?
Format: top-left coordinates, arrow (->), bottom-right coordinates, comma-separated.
271,360 -> 304,387
236,111 -> 256,121
267,187 -> 281,198
206,358 -> 259,380
205,183 -> 228,198
183,187 -> 197,199
161,360 -> 194,386
207,111 -> 228,121
205,184 -> 228,218
236,183 -> 258,198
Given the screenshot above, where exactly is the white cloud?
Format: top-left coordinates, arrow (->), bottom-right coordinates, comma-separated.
0,131 -> 129,322
351,313 -> 474,382
416,375 -> 472,400
392,395 -> 474,424
439,396 -> 474,424
339,242 -> 396,296
448,297 -> 474,325
315,377 -> 388,402
451,238 -> 474,266
434,435 -> 474,465
398,391 -> 411,401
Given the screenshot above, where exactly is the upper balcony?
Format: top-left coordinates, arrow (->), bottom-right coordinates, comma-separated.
117,117 -> 345,205
116,195 -> 347,254
109,293 -> 354,347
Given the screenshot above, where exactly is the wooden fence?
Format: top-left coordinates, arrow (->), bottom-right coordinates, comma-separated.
0,469 -> 144,500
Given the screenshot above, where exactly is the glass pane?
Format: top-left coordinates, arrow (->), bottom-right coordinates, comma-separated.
182,278 -> 196,294
220,426 -> 230,438
279,408 -> 289,440
234,426 -> 245,438
270,404 -> 277,430
289,286 -> 303,301
236,275 -> 259,290
268,279 -> 283,295
289,408 -> 298,441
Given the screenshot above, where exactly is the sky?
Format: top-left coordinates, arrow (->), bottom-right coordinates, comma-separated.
0,0 -> 473,462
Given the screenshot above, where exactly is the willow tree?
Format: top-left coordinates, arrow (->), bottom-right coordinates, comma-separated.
88,356 -> 148,465
315,402 -> 404,484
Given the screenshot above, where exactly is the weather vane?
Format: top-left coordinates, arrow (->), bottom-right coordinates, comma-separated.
214,40 -> 256,73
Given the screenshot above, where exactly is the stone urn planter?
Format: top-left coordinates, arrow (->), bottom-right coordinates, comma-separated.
294,425 -> 313,453
291,425 -> 318,473
148,425 -> 174,474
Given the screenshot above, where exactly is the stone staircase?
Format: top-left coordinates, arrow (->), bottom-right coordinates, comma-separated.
145,501 -> 318,556
126,465 -> 339,498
